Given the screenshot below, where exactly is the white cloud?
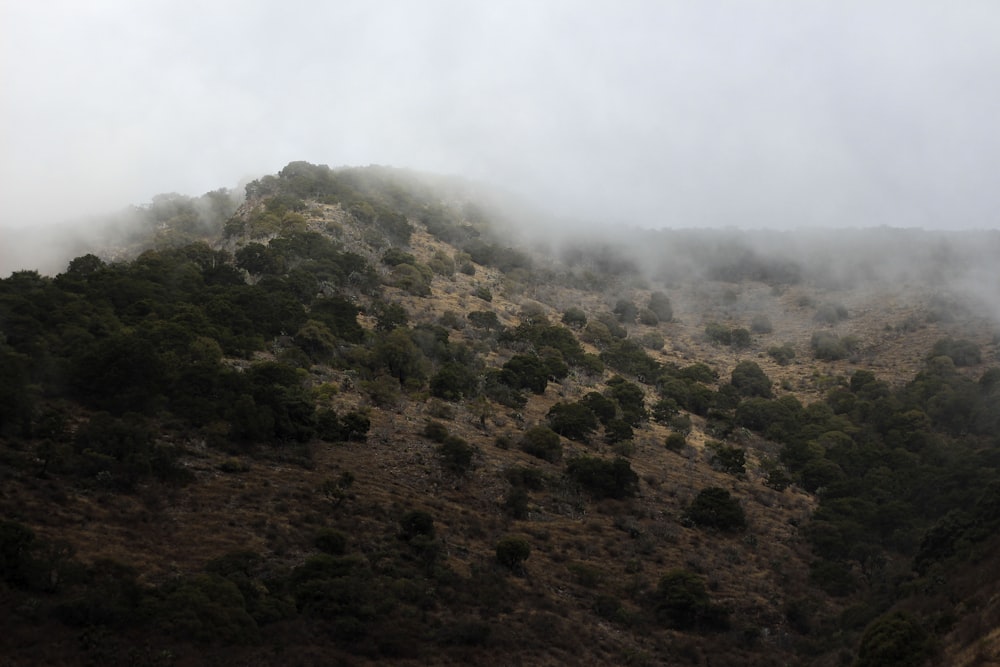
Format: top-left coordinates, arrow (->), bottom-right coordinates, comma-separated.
2,0 -> 999,248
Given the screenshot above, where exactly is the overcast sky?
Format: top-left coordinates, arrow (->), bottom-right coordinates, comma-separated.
3,1 -> 1000,238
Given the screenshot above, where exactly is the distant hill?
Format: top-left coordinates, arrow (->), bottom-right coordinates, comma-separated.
1,161 -> 999,666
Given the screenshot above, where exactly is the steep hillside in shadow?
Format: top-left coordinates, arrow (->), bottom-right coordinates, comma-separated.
1,161 -> 999,666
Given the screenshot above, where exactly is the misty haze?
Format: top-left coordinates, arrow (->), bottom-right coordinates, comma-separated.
3,2 -> 999,242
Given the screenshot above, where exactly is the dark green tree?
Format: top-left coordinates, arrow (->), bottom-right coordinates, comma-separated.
566,456 -> 639,499
519,426 -> 563,463
854,611 -> 929,667
930,337 -> 981,366
295,320 -> 337,362
730,360 -> 773,398
607,376 -> 648,425
653,569 -> 728,631
495,536 -> 531,571
500,354 -> 549,394
374,328 -> 427,385
708,442 -> 746,475
561,307 -> 587,328
581,391 -> 617,424
685,487 -> 746,531
647,291 -> 673,321
547,402 -> 598,441
613,299 -> 638,323
430,362 -> 478,401
399,510 -> 435,540
438,436 -> 476,474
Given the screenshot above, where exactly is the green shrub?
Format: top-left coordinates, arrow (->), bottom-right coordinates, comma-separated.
427,249 -> 455,276
482,370 -> 528,409
639,331 -> 665,350
566,456 -> 639,499
685,487 -> 746,531
613,299 -> 638,323
800,459 -> 846,493
319,472 -> 355,506
468,310 -> 501,329
503,487 -> 529,519
810,332 -> 841,360
0,520 -> 36,588
581,391 -> 617,424
730,328 -> 752,349
495,536 -> 531,570
439,310 -> 464,330
707,442 -> 746,475
547,402 -> 598,442
604,418 -> 634,446
474,285 -> 493,302
762,461 -> 792,491
768,343 -> 796,365
423,420 -> 450,442
653,569 -> 729,631
814,302 -> 848,324
317,409 -> 370,442
652,398 -> 680,424
314,529 -> 347,555
678,362 -> 718,383
561,307 -> 587,328
809,559 -> 856,596
665,433 -> 687,452
519,426 -> 563,463
424,397 -> 455,419
638,308 -> 660,326
596,313 -> 628,339
731,360 -> 773,398
607,376 -> 649,424
429,362 -> 478,400
670,413 -> 693,434
930,337 -> 981,366
359,376 -> 401,407
381,248 -> 417,267
373,301 -> 409,331
391,263 -> 432,296
582,320 -> 614,347
218,458 -> 251,474
811,332 -> 859,361
750,314 -> 773,334
438,435 -> 476,474
500,354 -> 550,394
855,611 -> 930,667
399,510 -> 435,540
144,573 -> 258,643
505,466 -> 546,490
647,291 -> 673,321
705,322 -> 732,345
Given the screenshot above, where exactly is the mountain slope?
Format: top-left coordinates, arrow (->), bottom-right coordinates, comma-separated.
1,161 -> 999,666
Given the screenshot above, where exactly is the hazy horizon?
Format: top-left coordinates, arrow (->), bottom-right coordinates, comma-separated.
3,1 -> 1000,273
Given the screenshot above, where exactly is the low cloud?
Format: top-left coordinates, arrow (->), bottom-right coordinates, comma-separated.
2,2 -> 999,274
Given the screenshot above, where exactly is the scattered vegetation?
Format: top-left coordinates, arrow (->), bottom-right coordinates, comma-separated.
1,160 -> 998,666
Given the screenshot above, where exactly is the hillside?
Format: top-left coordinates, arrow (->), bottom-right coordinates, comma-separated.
2,161 -> 999,666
